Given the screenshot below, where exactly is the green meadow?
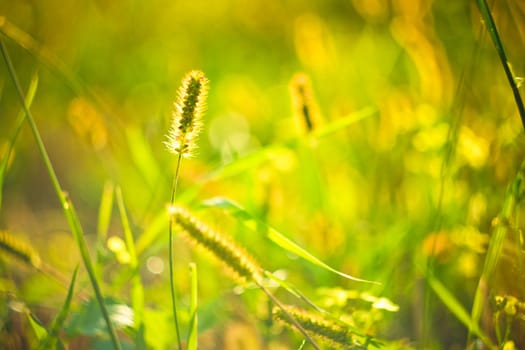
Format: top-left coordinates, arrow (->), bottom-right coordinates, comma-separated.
1,1 -> 525,349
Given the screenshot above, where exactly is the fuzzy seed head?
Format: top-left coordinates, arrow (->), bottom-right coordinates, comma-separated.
290,72 -> 320,133
0,231 -> 41,268
171,206 -> 263,282
273,305 -> 365,349
165,70 -> 209,158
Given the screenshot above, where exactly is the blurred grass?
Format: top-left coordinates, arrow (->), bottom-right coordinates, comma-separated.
1,0 -> 525,349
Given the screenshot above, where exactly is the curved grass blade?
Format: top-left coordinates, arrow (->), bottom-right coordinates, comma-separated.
201,197 -> 379,284
96,181 -> 114,272
197,107 -> 377,185
0,72 -> 38,211
423,267 -> 494,348
263,270 -> 324,313
115,186 -> 145,332
469,161 -> 525,344
476,0 -> 525,129
135,208 -> 169,255
38,266 -> 79,350
134,108 -> 378,256
186,263 -> 198,350
0,16 -> 113,121
97,181 -> 115,248
126,126 -> 162,191
26,310 -> 48,342
0,39 -> 122,350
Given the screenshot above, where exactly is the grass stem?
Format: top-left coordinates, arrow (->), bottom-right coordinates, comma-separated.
0,39 -> 122,350
168,152 -> 184,350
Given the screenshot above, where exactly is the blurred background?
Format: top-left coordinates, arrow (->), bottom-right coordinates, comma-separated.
1,0 -> 525,349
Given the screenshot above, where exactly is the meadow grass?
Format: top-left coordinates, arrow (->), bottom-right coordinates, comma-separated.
1,1 -> 525,349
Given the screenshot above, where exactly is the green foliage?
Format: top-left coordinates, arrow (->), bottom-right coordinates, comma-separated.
1,1 -> 525,349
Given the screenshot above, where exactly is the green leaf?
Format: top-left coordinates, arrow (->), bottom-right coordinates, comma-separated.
201,197 -> 379,284
263,271 -> 324,312
38,266 -> 78,350
26,311 -> 48,341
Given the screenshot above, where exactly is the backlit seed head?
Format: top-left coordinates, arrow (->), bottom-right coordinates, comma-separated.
290,72 -> 320,133
273,305 -> 363,349
171,206 -> 263,283
0,231 -> 41,268
165,70 -> 209,158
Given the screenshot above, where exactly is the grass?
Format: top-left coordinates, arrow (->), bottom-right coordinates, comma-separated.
1,1 -> 525,349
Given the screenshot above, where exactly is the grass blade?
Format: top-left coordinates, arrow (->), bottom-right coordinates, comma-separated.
469,161 -> 525,344
197,107 -> 377,185
97,181 -> 115,248
263,270 -> 324,313
0,16 -> 113,122
126,126 -> 161,191
0,72 -> 38,211
26,311 -> 48,342
424,268 -> 494,348
135,208 -> 169,255
201,197 -> 379,284
38,266 -> 79,350
115,186 -> 144,330
96,181 -> 115,271
0,39 -> 122,350
186,263 -> 198,350
476,0 -> 525,129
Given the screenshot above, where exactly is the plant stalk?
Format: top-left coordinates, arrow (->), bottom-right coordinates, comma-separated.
0,39 -> 122,350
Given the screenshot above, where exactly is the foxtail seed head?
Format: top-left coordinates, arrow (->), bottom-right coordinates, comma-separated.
171,206 -> 263,283
290,72 -> 320,133
165,70 -> 209,158
273,305 -> 364,349
0,231 -> 41,268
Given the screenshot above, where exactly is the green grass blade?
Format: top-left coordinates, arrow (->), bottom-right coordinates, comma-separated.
424,268 -> 494,348
0,16 -> 113,121
476,0 -> 525,129
135,109 -> 378,257
197,107 -> 377,185
0,39 -> 122,350
115,186 -> 144,330
38,266 -> 79,350
0,72 -> 38,211
470,162 -> 524,342
96,181 -> 114,271
201,197 -> 379,284
186,262 -> 198,350
126,126 -> 162,191
26,310 -> 48,341
310,106 -> 377,139
135,208 -> 169,255
263,271 -> 324,313
97,181 -> 115,247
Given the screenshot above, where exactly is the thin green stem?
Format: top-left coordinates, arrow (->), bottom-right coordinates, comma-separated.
169,152 -> 184,350
0,39 -> 121,350
256,281 -> 321,350
476,0 -> 525,130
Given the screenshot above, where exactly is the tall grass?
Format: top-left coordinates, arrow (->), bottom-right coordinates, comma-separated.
1,1 -> 525,349
0,39 -> 122,350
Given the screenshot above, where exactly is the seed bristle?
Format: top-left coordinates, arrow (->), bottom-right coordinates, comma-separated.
273,305 -> 368,349
0,231 -> 41,268
165,70 -> 209,158
171,206 -> 263,283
